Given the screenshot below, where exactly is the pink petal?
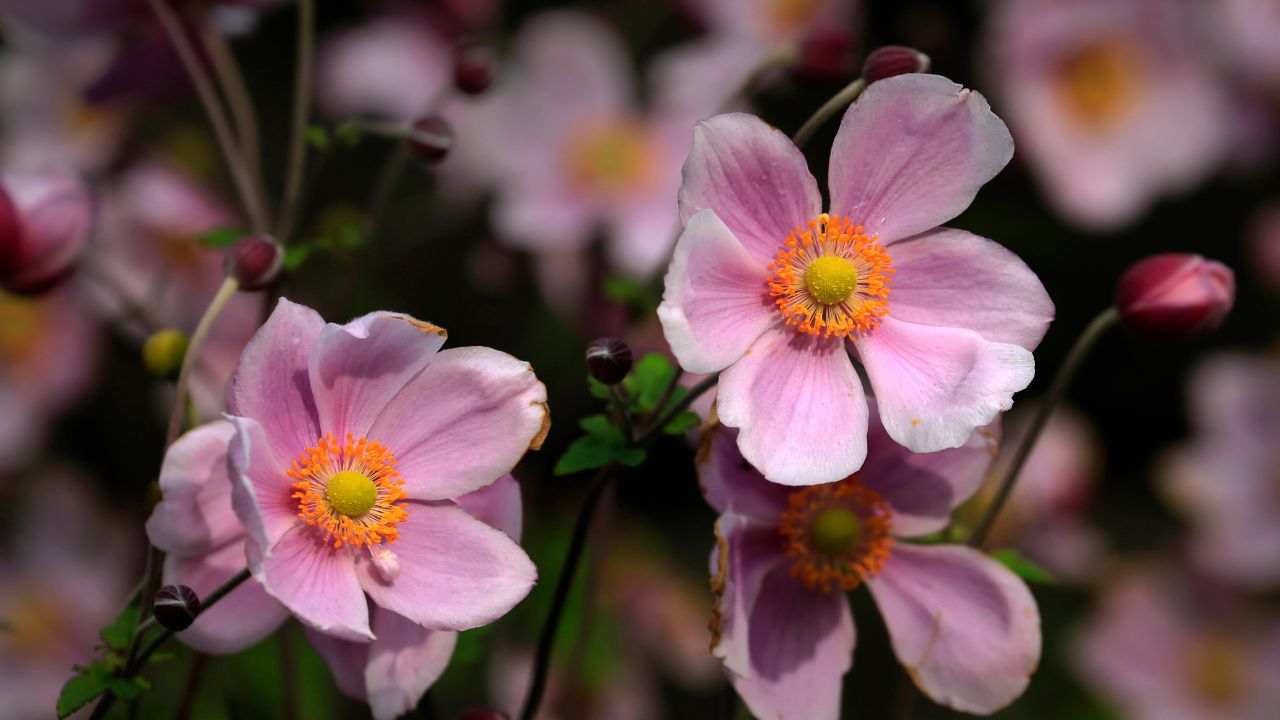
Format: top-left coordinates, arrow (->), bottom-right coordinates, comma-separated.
316,18 -> 450,123
717,328 -> 868,485
607,192 -> 680,278
226,298 -> 325,463
308,312 -> 447,440
455,474 -> 524,541
697,426 -> 790,524
356,501 -> 536,631
259,524 -> 372,641
867,544 -> 1040,714
657,209 -> 774,374
860,410 -> 1000,538
365,609 -> 458,720
305,625 -> 370,701
856,316 -> 1034,453
679,113 -> 822,263
491,187 -> 595,255
147,421 -> 240,557
713,515 -> 853,720
165,540 -> 290,655
227,415 -> 296,557
885,228 -> 1054,350
368,347 -> 548,501
828,74 -> 1013,244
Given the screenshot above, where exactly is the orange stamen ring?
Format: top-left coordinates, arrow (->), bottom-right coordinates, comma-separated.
289,433 -> 408,549
778,477 -> 894,593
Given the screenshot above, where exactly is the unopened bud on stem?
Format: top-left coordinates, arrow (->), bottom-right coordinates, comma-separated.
226,233 -> 282,290
586,337 -> 632,385
154,585 -> 200,631
861,46 -> 931,84
409,116 -> 454,163
1115,253 -> 1235,337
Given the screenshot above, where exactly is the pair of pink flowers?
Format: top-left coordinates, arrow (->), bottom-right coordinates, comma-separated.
148,299 -> 548,719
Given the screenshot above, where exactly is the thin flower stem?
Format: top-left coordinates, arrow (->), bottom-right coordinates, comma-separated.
276,0 -> 316,242
165,276 -> 241,446
967,307 -> 1120,548
635,373 -> 719,445
518,470 -> 613,720
145,0 -> 268,232
649,368 -> 684,426
608,385 -> 635,443
175,653 -> 208,720
199,21 -> 267,219
365,139 -> 412,240
720,47 -> 798,112
791,78 -> 866,149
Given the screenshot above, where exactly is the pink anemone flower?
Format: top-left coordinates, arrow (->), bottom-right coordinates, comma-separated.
659,74 -> 1052,485
701,413 -> 1040,718
148,419 -> 527,719
224,299 -> 545,650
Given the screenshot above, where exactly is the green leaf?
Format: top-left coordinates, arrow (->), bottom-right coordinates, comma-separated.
283,244 -> 314,271
334,121 -> 364,147
660,410 -> 700,435
623,354 -> 677,413
991,548 -> 1056,584
57,664 -> 110,718
305,125 -> 330,151
603,276 -> 656,310
554,415 -> 645,476
99,606 -> 139,651
105,676 -> 150,701
586,376 -> 610,400
197,227 -> 247,248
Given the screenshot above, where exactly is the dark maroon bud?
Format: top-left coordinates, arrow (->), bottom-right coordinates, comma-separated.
796,30 -> 857,81
1115,254 -> 1235,337
453,41 -> 496,96
227,233 -> 283,290
0,170 -> 92,296
586,337 -> 633,386
0,185 -> 21,281
861,45 -> 931,84
154,585 -> 201,631
409,116 -> 455,163
455,708 -> 510,720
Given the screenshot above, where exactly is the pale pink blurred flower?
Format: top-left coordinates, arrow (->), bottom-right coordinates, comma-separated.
1074,565 -> 1280,720
0,470 -> 133,720
691,0 -> 857,48
1160,353 -> 1280,589
1247,202 -> 1280,289
987,0 -> 1229,229
317,16 -> 451,124
1209,0 -> 1280,94
659,75 -> 1052,485
702,415 -> 1039,718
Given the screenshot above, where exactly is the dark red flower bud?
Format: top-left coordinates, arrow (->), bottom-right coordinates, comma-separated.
154,585 -> 201,631
0,170 -> 92,295
586,337 -> 632,385
796,30 -> 858,81
456,708 -> 510,720
0,186 -> 22,280
861,46 -> 931,84
1115,254 -> 1235,337
453,41 -> 496,96
408,116 -> 455,163
226,233 -> 283,290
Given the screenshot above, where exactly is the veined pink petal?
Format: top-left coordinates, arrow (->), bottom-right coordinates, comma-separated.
304,624 -> 370,701
356,502 -> 536,631
165,540 -> 289,655
697,426 -> 790,524
657,209 -> 774,374
226,415 -> 296,559
679,113 -> 822,263
868,544 -> 1040,714
308,312 -> 447,440
226,297 -> 325,463
455,474 -> 524,541
717,328 -> 868,485
259,524 -> 372,641
886,228 -> 1054,350
147,421 -> 241,557
365,610 -> 458,720
856,317 -> 1033,453
369,347 -> 548,502
828,74 -> 1013,245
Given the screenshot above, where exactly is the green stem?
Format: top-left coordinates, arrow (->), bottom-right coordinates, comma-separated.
276,0 -> 316,242
165,277 -> 240,445
967,307 -> 1120,548
791,78 -> 866,149
635,373 -> 718,445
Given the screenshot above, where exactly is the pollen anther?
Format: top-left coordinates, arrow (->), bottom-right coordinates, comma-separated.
289,433 -> 408,549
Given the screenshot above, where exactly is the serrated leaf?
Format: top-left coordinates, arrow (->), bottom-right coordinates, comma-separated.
660,410 -> 700,435
991,548 -> 1056,584
57,664 -> 110,718
305,125 -> 330,151
623,354 -> 676,413
554,435 -> 645,476
197,227 -> 246,248
100,607 -> 139,651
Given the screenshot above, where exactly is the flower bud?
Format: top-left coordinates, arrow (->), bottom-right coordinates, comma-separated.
154,585 -> 201,631
226,233 -> 282,290
861,46 -> 931,84
408,115 -> 454,164
143,329 -> 188,380
453,41 -> 495,95
796,30 -> 857,81
1115,254 -> 1235,337
586,337 -> 633,385
0,170 -> 92,295
456,709 -> 510,720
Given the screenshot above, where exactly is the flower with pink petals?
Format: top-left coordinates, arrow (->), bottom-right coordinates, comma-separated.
701,414 -> 1040,718
317,16 -> 451,124
224,299 -> 545,658
987,0 -> 1229,229
659,74 -> 1052,485
0,167 -> 92,294
1160,352 -> 1280,589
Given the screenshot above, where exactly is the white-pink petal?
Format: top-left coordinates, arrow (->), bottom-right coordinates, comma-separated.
259,524 -> 373,642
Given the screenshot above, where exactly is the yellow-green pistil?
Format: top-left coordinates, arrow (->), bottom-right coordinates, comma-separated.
803,255 -> 859,305
325,470 -> 378,518
810,507 -> 862,555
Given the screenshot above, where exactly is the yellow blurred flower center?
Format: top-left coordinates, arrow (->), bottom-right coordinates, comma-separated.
779,477 -> 894,593
0,293 -> 43,361
765,0 -> 821,35
1054,39 -> 1143,130
1187,634 -> 1248,707
810,507 -> 862,555
565,121 -> 655,197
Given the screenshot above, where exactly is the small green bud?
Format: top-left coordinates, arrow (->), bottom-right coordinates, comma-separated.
143,329 -> 188,380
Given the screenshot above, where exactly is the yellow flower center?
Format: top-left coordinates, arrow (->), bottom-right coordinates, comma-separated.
1054,39 -> 1143,131
565,121 -> 655,197
289,433 -> 408,549
1187,634 -> 1248,707
765,0 -> 821,35
779,477 -> 894,593
0,293 -> 44,362
768,213 -> 893,338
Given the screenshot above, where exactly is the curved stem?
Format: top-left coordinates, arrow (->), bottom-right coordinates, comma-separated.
276,0 -> 316,242
199,21 -> 267,220
145,0 -> 267,231
720,47 -> 797,112
791,78 -> 865,149
967,307 -> 1119,548
164,277 -> 240,445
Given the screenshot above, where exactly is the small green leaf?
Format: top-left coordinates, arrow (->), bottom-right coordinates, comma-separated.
661,410 -> 700,435
990,548 -> 1056,584
623,354 -> 676,413
100,607 -> 139,651
579,414 -> 621,441
554,436 -> 645,475
283,244 -> 314,271
305,125 -> 330,151
146,651 -> 176,665
334,121 -> 364,147
106,676 -> 150,701
603,276 -> 656,310
586,376 -> 610,400
57,664 -> 110,718
197,227 -> 247,248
